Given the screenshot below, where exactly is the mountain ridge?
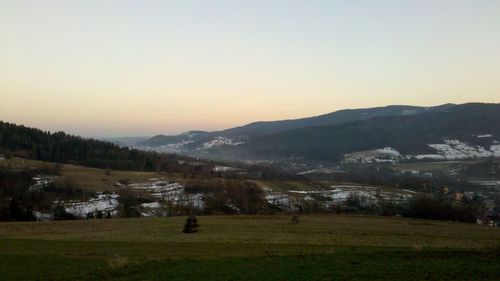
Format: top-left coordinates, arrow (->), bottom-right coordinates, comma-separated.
240,103 -> 500,160
137,103 -> 458,149
134,102 -> 500,164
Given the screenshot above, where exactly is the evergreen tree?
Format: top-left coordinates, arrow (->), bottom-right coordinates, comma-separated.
182,215 -> 199,233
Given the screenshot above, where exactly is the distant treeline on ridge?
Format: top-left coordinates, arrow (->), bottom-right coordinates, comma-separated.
0,121 -> 184,172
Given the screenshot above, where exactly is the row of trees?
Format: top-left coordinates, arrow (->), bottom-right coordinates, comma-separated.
325,164 -> 473,193
1,191 -> 487,224
403,196 -> 482,223
0,198 -> 36,221
186,179 -> 266,214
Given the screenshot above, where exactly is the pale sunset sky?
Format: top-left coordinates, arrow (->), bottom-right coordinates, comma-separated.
1,0 -> 499,137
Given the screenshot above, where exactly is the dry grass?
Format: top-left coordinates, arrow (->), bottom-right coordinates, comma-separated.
0,157 -> 185,192
1,215 -> 498,251
0,215 -> 498,280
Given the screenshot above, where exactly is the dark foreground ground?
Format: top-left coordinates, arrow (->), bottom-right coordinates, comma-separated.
0,215 -> 499,280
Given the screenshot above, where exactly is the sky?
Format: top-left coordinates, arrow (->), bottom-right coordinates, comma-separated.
1,0 -> 499,138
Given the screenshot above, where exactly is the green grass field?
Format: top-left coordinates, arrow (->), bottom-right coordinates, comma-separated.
0,215 -> 499,280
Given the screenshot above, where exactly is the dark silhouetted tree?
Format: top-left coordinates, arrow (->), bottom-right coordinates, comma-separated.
182,215 -> 199,233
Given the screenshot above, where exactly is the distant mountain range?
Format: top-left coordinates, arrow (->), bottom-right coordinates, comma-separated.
133,103 -> 500,163
105,137 -> 151,147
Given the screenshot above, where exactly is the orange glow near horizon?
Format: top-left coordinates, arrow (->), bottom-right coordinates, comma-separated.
1,0 -> 499,137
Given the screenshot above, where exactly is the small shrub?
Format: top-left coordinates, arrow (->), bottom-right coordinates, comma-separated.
403,196 -> 480,223
96,210 -> 104,219
53,203 -> 76,220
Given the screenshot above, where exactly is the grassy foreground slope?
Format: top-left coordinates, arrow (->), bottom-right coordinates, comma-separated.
0,215 -> 499,280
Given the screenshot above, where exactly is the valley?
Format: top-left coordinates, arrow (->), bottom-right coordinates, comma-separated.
2,2 -> 499,279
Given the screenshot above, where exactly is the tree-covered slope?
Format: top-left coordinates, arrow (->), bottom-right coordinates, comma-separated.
137,104 -> 455,151
238,103 -> 500,162
0,121 -> 185,171
220,104 -> 454,138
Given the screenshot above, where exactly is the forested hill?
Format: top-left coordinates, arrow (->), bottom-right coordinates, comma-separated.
0,121 -> 188,172
137,104 -> 454,148
238,103 -> 500,162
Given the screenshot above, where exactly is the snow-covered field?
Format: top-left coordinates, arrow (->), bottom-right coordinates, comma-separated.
344,138 -> 500,163
124,179 -> 185,198
139,202 -> 165,217
426,140 -> 493,160
158,139 -> 194,153
33,178 -> 416,219
138,134 -> 244,154
200,136 -> 244,150
29,175 -> 56,191
491,144 -> 500,157
62,193 -> 119,218
263,187 -> 294,209
414,154 -> 445,160
263,185 -> 414,210
343,147 -> 402,164
47,177 -> 205,218
121,179 -> 204,210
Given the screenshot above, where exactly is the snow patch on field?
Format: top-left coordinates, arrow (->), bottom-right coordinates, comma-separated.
343,147 -> 401,164
200,137 -> 244,150
123,179 -> 204,210
127,180 -> 185,198
29,175 -> 56,191
427,139 -> 493,159
141,202 -> 162,208
140,202 -> 165,217
63,193 -> 119,217
158,140 -> 194,153
34,211 -> 52,221
477,134 -> 493,138
263,185 -> 414,210
263,187 -> 293,209
344,138 -> 500,163
297,168 -> 337,175
491,144 -> 500,157
375,147 -> 401,156
414,154 -> 446,160
213,165 -> 240,172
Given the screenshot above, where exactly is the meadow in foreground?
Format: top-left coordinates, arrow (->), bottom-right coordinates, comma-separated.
0,215 -> 499,280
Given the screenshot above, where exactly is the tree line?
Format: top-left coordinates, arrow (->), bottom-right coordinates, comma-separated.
0,121 -> 193,172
